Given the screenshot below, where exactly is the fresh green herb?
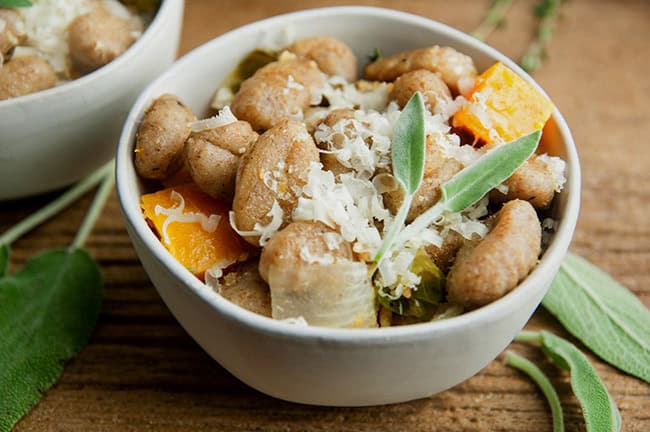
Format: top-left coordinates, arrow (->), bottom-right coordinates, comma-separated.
505,351 -> 564,432
378,249 -> 445,319
0,248 -> 102,432
222,49 -> 278,93
470,0 -> 513,41
516,331 -> 622,432
0,162 -> 113,247
394,130 -> 541,249
0,161 -> 114,432
372,92 -> 425,264
391,92 -> 426,196
0,0 -> 32,7
369,48 -> 382,62
0,245 -> 8,278
542,253 -> 650,383
520,0 -> 565,72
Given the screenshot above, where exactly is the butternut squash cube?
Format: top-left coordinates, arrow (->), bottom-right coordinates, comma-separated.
141,183 -> 253,279
452,62 -> 554,145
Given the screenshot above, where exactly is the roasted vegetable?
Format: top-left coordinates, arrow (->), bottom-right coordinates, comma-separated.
377,250 -> 446,320
452,62 -> 554,145
141,183 -> 253,279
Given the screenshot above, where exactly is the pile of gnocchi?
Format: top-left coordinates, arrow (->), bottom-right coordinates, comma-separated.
134,36 -> 565,328
0,0 -> 153,100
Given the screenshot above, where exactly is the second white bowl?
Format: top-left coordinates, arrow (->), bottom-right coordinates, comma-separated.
0,0 -> 184,201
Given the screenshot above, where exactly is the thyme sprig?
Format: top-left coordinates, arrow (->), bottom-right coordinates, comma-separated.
471,0 -> 514,41
521,0 -> 566,72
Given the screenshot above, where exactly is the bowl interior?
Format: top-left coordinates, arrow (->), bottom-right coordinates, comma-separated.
117,6 -> 580,341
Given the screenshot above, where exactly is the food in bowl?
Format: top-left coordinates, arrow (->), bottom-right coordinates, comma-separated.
0,0 -> 157,100
133,36 -> 566,328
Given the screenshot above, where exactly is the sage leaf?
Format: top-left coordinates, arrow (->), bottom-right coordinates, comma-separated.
539,331 -> 622,432
0,245 -> 8,278
0,0 -> 32,6
397,130 -> 540,244
391,91 -> 425,195
505,351 -> 564,432
440,130 -> 540,212
372,92 -> 425,264
0,247 -> 102,432
543,253 -> 650,383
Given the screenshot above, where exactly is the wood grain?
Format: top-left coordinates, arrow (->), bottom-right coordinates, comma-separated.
1,0 -> 649,430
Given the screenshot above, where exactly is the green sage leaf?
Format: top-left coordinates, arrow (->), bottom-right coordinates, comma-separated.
441,130 -> 540,212
505,351 -> 564,432
0,245 -> 8,278
540,331 -> 622,432
0,247 -> 102,432
391,91 -> 426,195
542,253 -> 650,383
397,130 -> 541,246
372,92 -> 426,264
0,0 -> 32,7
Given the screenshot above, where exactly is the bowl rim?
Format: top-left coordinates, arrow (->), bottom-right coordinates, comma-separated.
117,5 -> 581,343
0,0 -> 178,108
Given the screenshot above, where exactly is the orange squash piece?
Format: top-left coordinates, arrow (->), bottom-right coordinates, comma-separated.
141,183 -> 254,279
452,62 -> 554,146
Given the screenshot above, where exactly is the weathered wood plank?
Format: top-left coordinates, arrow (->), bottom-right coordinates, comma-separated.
2,1 -> 648,431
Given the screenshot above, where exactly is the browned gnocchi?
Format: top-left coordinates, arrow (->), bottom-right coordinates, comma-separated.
135,94 -> 196,180
135,36 -> 565,329
0,55 -> 57,100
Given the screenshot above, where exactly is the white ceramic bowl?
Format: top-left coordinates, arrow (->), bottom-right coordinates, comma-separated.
0,0 -> 184,201
116,6 -> 581,406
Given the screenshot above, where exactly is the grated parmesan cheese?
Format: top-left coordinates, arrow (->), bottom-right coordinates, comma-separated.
314,75 -> 391,111
204,257 -> 237,293
280,316 -> 309,326
323,232 -> 343,251
210,87 -> 234,110
154,191 -> 221,245
537,154 -> 567,192
299,246 -> 335,265
286,74 -> 304,90
189,105 -> 238,132
229,200 -> 284,246
457,76 -> 476,96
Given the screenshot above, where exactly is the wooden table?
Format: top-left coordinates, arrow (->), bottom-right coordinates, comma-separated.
3,0 -> 649,430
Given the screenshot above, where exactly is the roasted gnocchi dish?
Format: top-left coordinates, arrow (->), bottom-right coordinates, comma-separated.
134,36 -> 566,328
0,0 -> 157,100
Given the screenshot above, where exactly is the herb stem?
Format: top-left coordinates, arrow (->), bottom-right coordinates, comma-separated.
372,195 -> 413,270
521,0 -> 564,73
70,160 -> 115,250
393,202 -> 445,252
471,0 -> 513,41
0,161 -> 114,247
515,330 -> 543,344
505,351 -> 565,432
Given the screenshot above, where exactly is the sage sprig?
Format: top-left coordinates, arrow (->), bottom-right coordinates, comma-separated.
373,92 -> 425,264
543,253 -> 650,383
0,0 -> 32,7
515,331 -> 622,432
394,130 -> 540,248
0,161 -> 114,432
505,350 -> 564,432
